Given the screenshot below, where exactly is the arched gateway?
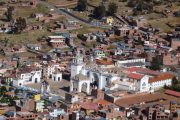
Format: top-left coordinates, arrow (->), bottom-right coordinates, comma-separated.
70,73 -> 91,94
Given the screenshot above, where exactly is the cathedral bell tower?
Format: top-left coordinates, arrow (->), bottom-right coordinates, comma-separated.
71,51 -> 84,78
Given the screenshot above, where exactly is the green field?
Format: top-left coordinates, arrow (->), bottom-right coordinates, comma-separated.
0,30 -> 51,44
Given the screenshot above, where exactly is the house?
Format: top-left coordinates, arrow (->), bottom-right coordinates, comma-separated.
51,68 -> 62,82
169,100 -> 180,115
12,66 -> 42,86
42,62 -> 61,79
16,111 -> 38,119
98,106 -> 124,119
48,35 -> 67,48
35,100 -> 44,112
94,50 -> 106,58
49,109 -> 65,118
114,25 -> 133,36
80,103 -> 99,116
55,32 -> 73,46
171,38 -> 180,50
34,13 -> 44,20
111,48 -> 123,55
102,17 -> 114,25
162,52 -> 180,66
147,104 -> 170,120
27,44 -> 41,51
83,33 -> 97,42
15,98 -> 36,112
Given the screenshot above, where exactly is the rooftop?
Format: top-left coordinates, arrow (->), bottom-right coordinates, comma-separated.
80,103 -> 98,110
127,73 -> 144,80
115,93 -> 180,108
165,89 -> 180,97
95,99 -> 112,106
126,67 -> 161,76
149,73 -> 175,83
96,59 -> 113,65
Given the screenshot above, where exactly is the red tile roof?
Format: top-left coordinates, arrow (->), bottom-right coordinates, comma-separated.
126,67 -> 142,72
165,89 -> 180,97
126,67 -> 160,76
96,59 -> 113,65
80,103 -> 98,110
95,99 -> 111,105
149,73 -> 175,83
127,73 -> 144,80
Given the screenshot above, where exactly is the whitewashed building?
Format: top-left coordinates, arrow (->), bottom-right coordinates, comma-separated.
13,67 -> 42,86
70,52 -> 175,94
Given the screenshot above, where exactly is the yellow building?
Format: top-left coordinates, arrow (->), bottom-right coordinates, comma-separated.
106,17 -> 114,25
33,94 -> 41,101
0,108 -> 5,115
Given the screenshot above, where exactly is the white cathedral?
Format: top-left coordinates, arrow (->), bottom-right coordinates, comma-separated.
70,51 -> 174,94
69,51 -> 152,94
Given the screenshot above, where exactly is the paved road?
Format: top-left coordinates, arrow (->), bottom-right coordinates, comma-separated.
59,9 -> 92,25
39,1 -> 93,26
115,15 -> 129,25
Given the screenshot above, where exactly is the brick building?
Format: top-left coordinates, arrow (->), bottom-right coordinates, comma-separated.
162,52 -> 180,65
170,101 -> 180,115
147,105 -> 170,120
171,38 -> 180,50
48,36 -> 67,48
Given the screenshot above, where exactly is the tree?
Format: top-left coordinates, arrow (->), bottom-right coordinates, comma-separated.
172,77 -> 179,85
150,56 -> 161,70
77,34 -> 85,40
15,17 -> 27,33
77,0 -> 87,11
127,0 -> 137,7
6,6 -> 14,21
136,2 -> 153,13
93,5 -> 106,19
0,86 -> 7,95
108,2 -> 118,16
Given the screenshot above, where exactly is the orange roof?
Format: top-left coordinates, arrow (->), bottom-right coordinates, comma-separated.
95,99 -> 112,105
126,67 -> 143,72
126,67 -> 160,76
127,73 -> 144,80
96,59 -> 113,65
80,103 -> 98,110
149,73 -> 175,83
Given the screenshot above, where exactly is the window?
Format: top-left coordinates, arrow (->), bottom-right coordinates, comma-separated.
87,72 -> 90,77
35,78 -> 38,83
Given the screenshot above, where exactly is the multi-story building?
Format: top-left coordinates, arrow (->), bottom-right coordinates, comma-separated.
48,36 -> 67,48
170,101 -> 180,115
147,105 -> 170,120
